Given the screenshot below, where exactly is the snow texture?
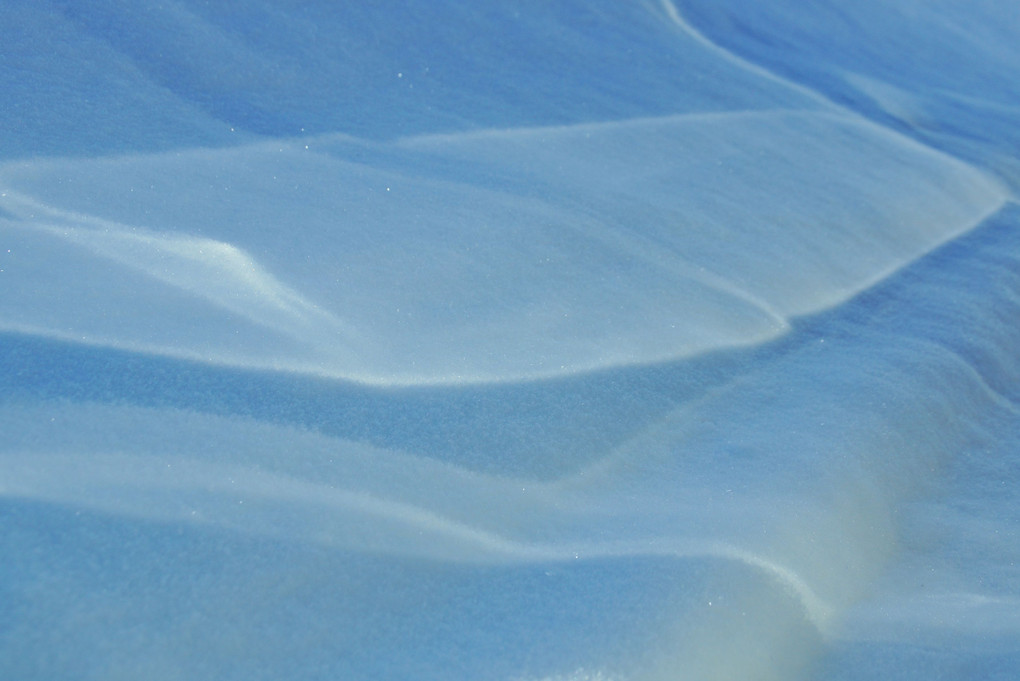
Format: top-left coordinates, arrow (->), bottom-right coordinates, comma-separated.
1,1 -> 1018,679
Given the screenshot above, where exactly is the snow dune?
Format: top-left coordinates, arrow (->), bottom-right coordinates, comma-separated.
0,110 -> 1005,384
1,1 -> 1018,680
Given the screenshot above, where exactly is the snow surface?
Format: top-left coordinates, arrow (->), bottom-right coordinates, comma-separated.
1,1 -> 1018,679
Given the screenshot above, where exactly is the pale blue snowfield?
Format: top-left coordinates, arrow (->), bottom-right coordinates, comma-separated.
1,1 -> 1018,679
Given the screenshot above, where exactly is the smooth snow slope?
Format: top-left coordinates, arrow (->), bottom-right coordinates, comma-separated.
1,1 -> 1018,680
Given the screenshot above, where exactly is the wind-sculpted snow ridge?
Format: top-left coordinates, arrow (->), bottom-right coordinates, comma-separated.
2,1 -> 1019,680
0,0 -> 824,158
3,204 -> 1019,680
0,109 -> 1005,385
666,0 -> 1020,190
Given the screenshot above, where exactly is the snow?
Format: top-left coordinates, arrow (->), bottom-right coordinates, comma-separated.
1,1 -> 1018,679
